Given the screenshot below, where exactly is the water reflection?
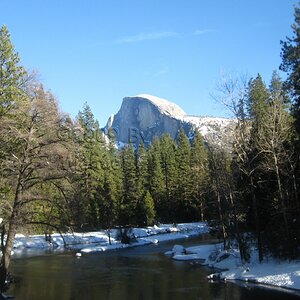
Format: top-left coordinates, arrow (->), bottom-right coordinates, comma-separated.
8,240 -> 300,300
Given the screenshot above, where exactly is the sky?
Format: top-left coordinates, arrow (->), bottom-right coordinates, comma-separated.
0,0 -> 298,124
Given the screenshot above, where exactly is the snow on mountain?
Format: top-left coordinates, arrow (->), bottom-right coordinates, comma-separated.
134,94 -> 186,119
104,94 -> 235,149
131,95 -> 235,141
184,115 -> 234,133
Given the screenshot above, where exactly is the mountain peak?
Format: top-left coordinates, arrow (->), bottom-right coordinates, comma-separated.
105,95 -> 234,149
128,94 -> 186,118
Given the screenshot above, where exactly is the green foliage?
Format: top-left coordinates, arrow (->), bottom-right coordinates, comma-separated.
160,134 -> 177,221
0,25 -> 27,117
280,4 -> 300,135
137,191 -> 156,227
190,130 -> 209,221
74,102 -> 106,228
247,74 -> 270,131
136,142 -> 148,197
175,129 -> 193,221
147,136 -> 164,218
120,144 -> 139,226
98,160 -> 118,232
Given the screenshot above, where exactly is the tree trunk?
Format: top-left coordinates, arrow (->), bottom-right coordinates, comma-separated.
228,190 -> 250,263
216,190 -> 227,249
0,211 -> 19,291
108,229 -> 112,245
0,181 -> 22,292
274,154 -> 290,237
250,175 -> 263,263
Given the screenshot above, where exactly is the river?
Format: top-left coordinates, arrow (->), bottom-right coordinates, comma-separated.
7,237 -> 300,299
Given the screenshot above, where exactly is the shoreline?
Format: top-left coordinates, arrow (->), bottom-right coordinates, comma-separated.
11,222 -> 209,257
11,222 -> 300,295
166,241 -> 300,295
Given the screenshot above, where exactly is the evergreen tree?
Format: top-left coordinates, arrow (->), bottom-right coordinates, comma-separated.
247,74 -> 270,131
136,141 -> 148,198
147,136 -> 164,220
0,25 -> 28,117
175,129 -> 192,221
280,4 -> 300,135
120,144 -> 138,225
207,147 -> 232,250
280,4 -> 300,227
137,191 -> 156,227
76,103 -> 105,228
106,127 -> 123,227
245,74 -> 270,262
215,73 -> 256,262
190,129 -> 209,221
160,134 -> 177,222
257,72 -> 298,258
98,151 -> 118,244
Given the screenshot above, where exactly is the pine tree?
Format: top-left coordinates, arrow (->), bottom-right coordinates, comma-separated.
280,4 -> 300,231
147,136 -> 164,220
280,4 -> 300,135
245,74 -> 270,262
257,72 -> 298,258
136,141 -> 148,198
160,134 -> 177,222
107,128 -> 123,226
207,147 -> 233,250
98,151 -> 118,244
190,129 -> 209,221
76,103 -> 105,228
175,129 -> 192,221
247,74 -> 270,131
0,25 -> 28,117
137,191 -> 156,227
215,73 -> 254,262
120,144 -> 138,226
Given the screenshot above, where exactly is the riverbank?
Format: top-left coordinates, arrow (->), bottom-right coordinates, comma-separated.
11,222 -> 209,257
165,242 -> 300,293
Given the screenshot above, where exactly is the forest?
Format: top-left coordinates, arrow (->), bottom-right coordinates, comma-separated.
0,3 -> 300,293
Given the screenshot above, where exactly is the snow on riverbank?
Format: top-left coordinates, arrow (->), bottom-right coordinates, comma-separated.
165,243 -> 300,292
220,261 -> 300,290
11,222 -> 208,257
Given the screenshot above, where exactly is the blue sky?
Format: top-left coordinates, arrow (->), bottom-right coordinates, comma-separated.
0,0 -> 297,124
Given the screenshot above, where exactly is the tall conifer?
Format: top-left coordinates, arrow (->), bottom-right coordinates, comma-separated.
190,130 -> 209,221
175,129 -> 192,221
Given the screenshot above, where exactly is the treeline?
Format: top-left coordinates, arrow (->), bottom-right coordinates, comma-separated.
70,113 -> 210,228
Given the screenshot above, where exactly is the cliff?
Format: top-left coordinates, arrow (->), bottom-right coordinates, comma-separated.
104,94 -> 235,148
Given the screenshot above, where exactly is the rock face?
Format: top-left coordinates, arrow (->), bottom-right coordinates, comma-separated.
104,94 -> 235,148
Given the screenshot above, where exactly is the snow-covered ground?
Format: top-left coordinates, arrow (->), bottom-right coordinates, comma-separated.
11,222 -> 208,257
165,242 -> 300,292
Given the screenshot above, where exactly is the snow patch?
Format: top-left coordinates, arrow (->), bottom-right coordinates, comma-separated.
166,242 -> 300,292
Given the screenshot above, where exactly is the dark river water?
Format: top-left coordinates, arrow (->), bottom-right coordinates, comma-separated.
7,237 -> 300,300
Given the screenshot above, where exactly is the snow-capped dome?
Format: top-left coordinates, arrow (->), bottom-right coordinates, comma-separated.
132,94 -> 186,118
